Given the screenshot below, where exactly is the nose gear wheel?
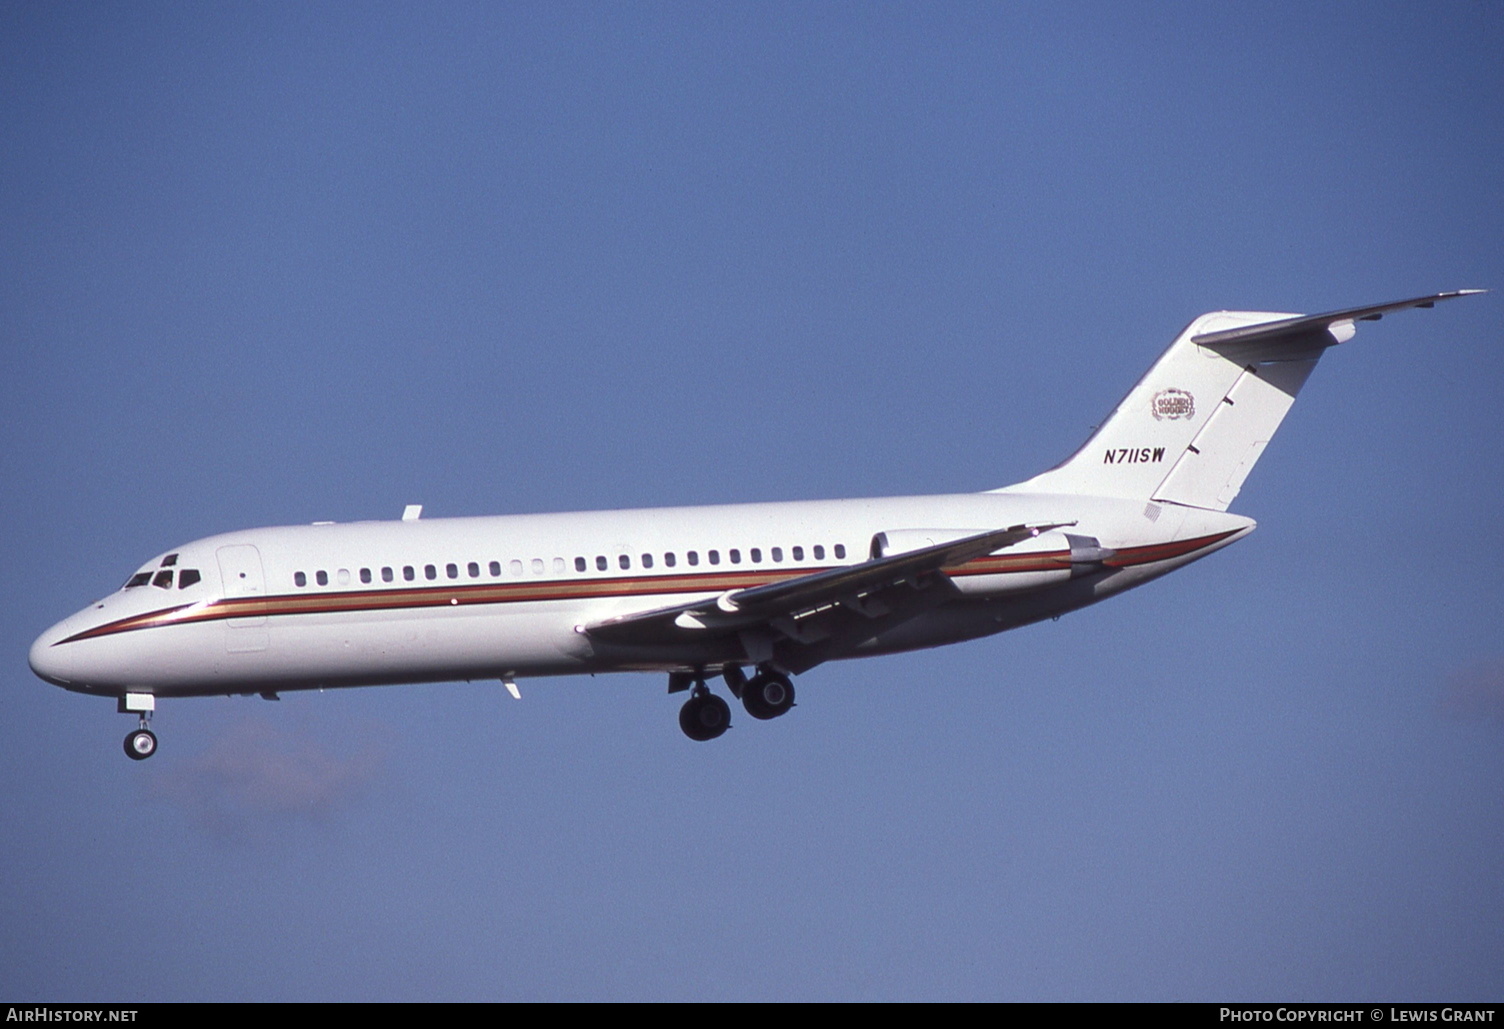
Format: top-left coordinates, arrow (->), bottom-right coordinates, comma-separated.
125,728 -> 157,760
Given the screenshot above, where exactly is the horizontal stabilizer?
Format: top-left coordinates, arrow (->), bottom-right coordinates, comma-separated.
1191,290 -> 1485,361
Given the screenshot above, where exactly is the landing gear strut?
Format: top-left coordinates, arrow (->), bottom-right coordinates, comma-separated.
119,693 -> 157,761
678,682 -> 731,742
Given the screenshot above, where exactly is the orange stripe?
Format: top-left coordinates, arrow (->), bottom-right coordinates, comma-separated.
56,531 -> 1236,645
1103,530 -> 1240,567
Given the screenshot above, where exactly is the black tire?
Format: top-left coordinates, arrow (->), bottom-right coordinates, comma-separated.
124,729 -> 157,761
742,675 -> 773,719
742,673 -> 795,720
678,693 -> 731,741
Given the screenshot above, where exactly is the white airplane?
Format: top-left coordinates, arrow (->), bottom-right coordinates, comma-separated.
31,291 -> 1483,759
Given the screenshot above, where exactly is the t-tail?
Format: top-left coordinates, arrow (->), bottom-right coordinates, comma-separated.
997,290 -> 1485,511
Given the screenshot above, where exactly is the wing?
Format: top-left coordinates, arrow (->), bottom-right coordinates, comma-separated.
584,522 -> 1072,672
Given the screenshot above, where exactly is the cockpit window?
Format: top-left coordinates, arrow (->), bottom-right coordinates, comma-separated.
124,572 -> 153,589
160,553 -> 179,567
177,569 -> 201,589
152,570 -> 174,589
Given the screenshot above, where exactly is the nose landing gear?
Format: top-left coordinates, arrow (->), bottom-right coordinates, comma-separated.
125,727 -> 157,760
118,692 -> 158,761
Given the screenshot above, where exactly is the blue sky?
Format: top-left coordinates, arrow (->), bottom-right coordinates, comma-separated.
3,1 -> 1501,1001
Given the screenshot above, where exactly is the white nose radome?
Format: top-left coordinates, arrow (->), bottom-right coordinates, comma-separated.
29,619 -> 76,687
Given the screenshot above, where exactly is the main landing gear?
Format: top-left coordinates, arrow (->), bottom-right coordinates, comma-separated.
740,670 -> 795,721
679,683 -> 732,742
119,693 -> 157,761
675,666 -> 797,741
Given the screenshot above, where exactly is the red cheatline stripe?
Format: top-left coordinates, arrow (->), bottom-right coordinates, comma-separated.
948,551 -> 1074,575
56,531 -> 1237,645
1102,529 -> 1240,567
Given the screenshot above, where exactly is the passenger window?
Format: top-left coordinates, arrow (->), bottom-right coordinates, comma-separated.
553,557 -> 565,573
125,572 -> 153,589
446,563 -> 458,579
161,553 -> 178,567
750,548 -> 761,562
425,565 -> 437,580
688,551 -> 699,566
489,561 -> 501,576
294,571 -> 307,588
575,557 -> 587,572
664,552 -> 676,567
708,550 -> 720,565
729,549 -> 741,564
596,556 -> 607,571
530,558 -> 544,575
337,569 -> 350,585
360,568 -> 372,584
403,566 -> 415,581
642,553 -> 654,569
382,567 -> 394,582
617,555 -> 629,570
316,570 -> 329,586
813,545 -> 825,560
509,560 -> 523,576
792,546 -> 804,561
178,569 -> 201,589
771,547 -> 783,562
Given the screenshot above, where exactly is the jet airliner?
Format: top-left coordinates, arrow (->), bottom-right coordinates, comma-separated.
30,291 -> 1483,758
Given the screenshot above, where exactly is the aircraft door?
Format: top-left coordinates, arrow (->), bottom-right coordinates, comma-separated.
216,544 -> 269,653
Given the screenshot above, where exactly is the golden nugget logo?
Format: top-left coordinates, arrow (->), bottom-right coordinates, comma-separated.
1151,388 -> 1195,421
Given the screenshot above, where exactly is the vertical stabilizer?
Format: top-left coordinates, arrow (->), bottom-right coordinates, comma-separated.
996,291 -> 1483,511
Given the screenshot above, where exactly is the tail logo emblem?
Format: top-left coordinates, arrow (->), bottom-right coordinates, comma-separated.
1151,388 -> 1195,421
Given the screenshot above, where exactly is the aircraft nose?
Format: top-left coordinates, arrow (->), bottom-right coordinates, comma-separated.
30,619 -> 78,687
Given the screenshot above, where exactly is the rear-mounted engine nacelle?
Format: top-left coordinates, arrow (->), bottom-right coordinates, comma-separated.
870,527 -> 1114,598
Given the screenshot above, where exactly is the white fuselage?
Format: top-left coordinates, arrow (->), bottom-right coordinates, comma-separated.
29,490 -> 1252,699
